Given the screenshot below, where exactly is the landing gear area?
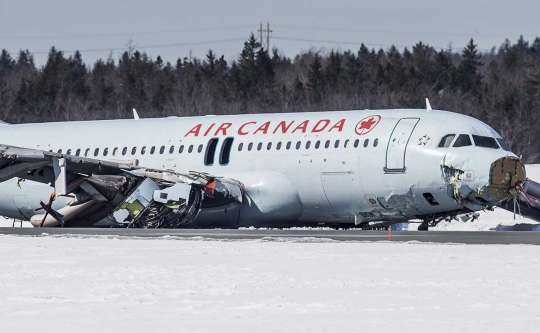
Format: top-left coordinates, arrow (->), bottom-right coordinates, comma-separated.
417,212 -> 480,231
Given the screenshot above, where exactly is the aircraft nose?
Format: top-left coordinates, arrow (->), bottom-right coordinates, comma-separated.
486,157 -> 526,200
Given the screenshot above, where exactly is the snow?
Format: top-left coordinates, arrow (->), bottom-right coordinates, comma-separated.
1,235 -> 540,332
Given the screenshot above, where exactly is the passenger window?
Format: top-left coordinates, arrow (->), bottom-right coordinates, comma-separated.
438,134 -> 456,148
364,139 -> 369,148
374,139 -> 379,147
453,134 -> 472,147
198,144 -> 203,153
334,140 -> 340,148
257,142 -> 262,151
188,145 -> 193,153
325,140 -> 330,149
169,146 -> 175,154
296,141 -> 301,150
179,145 -> 184,154
122,147 -> 127,156
94,148 -> 99,157
131,147 -> 137,155
276,142 -> 282,150
248,143 -> 253,151
354,139 -> 359,148
497,138 -> 511,151
238,143 -> 243,151
141,146 -> 146,155
160,146 -> 165,154
205,138 -> 219,166
103,148 -> 109,156
151,146 -> 156,154
112,148 -> 118,156
306,141 -> 311,149
344,139 -> 349,148
267,142 -> 272,150
220,137 -> 234,165
286,142 -> 291,150
76,149 -> 81,156
472,135 -> 499,149
315,140 -> 320,149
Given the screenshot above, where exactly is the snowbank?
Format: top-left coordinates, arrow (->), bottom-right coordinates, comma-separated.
1,236 -> 540,333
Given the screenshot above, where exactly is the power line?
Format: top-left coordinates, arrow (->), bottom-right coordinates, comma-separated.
0,25 -> 255,40
30,38 -> 248,55
272,24 -> 538,40
273,36 -> 494,52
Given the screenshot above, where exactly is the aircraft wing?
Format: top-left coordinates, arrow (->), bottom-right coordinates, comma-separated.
0,144 -> 243,228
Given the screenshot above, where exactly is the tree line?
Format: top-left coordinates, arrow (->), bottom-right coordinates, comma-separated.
1,35 -> 540,161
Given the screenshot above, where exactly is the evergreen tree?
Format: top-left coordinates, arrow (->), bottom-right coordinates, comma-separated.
307,53 -> 325,103
325,50 -> 342,93
455,39 -> 483,94
0,50 -> 14,76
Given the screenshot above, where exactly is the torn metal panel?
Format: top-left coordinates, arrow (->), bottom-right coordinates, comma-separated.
154,183 -> 192,205
52,157 -> 67,196
112,178 -> 161,224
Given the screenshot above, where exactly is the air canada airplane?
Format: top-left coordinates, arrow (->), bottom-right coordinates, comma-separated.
0,101 -> 538,230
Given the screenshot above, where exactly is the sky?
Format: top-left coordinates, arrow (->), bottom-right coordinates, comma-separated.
0,0 -> 538,67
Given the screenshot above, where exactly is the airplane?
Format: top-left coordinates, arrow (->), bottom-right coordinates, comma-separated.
0,101 -> 538,230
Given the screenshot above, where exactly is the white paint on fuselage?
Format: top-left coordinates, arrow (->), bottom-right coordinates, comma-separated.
0,109 -> 518,225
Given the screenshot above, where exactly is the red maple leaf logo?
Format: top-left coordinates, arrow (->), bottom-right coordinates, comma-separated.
355,115 -> 381,135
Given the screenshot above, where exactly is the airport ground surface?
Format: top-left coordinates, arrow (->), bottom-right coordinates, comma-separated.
1,227 -> 539,245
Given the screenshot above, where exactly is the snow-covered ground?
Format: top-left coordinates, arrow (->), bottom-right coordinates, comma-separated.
0,235 -> 539,333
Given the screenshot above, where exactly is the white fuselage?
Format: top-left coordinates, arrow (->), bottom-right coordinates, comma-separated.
0,109 -> 519,226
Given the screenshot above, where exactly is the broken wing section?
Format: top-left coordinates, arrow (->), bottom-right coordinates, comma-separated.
0,145 -> 243,228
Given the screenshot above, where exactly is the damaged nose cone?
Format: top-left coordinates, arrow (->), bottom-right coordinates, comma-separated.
487,157 -> 526,200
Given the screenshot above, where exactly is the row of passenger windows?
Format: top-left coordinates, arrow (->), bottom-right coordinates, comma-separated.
238,138 -> 378,152
438,134 -> 510,151
53,138 -> 380,158
54,144 -> 205,157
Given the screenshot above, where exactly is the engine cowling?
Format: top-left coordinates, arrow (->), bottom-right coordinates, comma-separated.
230,171 -> 303,227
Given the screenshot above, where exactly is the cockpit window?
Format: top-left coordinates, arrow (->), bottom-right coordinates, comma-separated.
497,138 -> 511,151
438,134 -> 455,148
453,134 -> 472,147
472,135 -> 499,149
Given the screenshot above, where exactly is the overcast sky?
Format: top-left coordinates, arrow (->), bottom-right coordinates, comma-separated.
0,0 -> 538,67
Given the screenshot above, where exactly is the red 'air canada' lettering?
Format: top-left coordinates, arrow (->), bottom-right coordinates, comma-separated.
185,124 -> 202,137
273,120 -> 295,134
253,121 -> 271,135
292,120 -> 309,133
184,118 -> 348,137
204,123 -> 216,136
311,119 -> 330,132
214,122 -> 232,136
328,119 -> 346,132
238,122 -> 256,135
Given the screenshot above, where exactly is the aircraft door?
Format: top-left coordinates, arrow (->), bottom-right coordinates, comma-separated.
385,118 -> 420,172
321,171 -> 367,216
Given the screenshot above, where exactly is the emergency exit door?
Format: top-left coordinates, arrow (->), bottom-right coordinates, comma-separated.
385,118 -> 420,172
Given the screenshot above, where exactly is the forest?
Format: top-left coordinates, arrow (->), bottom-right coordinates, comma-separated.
1,35 -> 540,161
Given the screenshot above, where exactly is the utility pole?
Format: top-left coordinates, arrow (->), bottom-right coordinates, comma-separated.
257,22 -> 272,51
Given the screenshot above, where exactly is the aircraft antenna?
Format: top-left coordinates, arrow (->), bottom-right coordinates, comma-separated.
426,98 -> 432,111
